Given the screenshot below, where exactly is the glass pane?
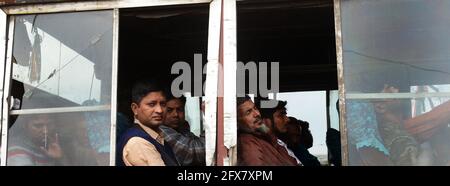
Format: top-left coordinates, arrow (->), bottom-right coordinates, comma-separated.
12,11 -> 113,109
7,111 -> 110,166
341,0 -> 450,165
329,90 -> 340,131
7,10 -> 113,166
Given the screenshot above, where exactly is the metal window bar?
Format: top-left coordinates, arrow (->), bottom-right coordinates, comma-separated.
222,0 -> 237,166
109,8 -> 119,166
0,9 -> 6,166
216,0 -> 224,166
9,105 -> 111,115
346,92 -> 450,100
1,16 -> 15,166
333,0 -> 349,166
204,0 -> 221,166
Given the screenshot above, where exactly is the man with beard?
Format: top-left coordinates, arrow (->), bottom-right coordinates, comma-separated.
257,99 -> 304,166
236,95 -> 297,166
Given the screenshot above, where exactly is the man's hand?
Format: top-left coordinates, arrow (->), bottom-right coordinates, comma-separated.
41,133 -> 63,159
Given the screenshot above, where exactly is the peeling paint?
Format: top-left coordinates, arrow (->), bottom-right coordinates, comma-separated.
1,0 -> 212,15
333,0 -> 349,166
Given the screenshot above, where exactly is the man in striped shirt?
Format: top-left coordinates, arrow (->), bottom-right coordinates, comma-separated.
160,94 -> 205,166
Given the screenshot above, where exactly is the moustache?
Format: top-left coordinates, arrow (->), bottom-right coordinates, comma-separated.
254,117 -> 262,124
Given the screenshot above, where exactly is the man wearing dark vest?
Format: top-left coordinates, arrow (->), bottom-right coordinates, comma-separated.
117,79 -> 179,166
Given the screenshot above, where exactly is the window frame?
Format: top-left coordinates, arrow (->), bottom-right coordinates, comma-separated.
0,10 -> 117,166
0,12 -> 14,167
333,0 -> 349,166
0,0 -> 217,166
1,0 -> 212,15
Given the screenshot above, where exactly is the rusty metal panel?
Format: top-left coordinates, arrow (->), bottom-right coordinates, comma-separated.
1,0 -> 211,15
333,0 -> 348,166
0,0 -> 90,6
216,0 -> 224,166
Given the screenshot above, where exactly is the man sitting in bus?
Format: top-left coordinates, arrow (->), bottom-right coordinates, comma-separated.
236,95 -> 297,166
7,114 -> 64,166
116,79 -> 179,166
257,99 -> 306,166
279,116 -> 321,166
375,84 -> 450,165
160,94 -> 205,166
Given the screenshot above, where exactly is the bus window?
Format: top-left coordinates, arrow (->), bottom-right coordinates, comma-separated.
341,0 -> 450,166
235,0 -> 337,166
6,10 -> 114,166
117,4 -> 209,166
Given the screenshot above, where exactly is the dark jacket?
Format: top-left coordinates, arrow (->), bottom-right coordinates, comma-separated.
291,144 -> 321,166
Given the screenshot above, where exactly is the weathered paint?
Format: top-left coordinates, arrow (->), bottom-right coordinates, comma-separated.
0,8 -> 6,166
0,0 -> 82,5
204,0 -> 221,166
0,16 -> 14,166
1,0 -> 211,15
333,0 -> 348,166
222,0 -> 236,166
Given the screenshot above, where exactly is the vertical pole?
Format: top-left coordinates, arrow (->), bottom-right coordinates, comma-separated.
1,16 -> 14,166
0,10 -> 7,166
222,0 -> 237,166
216,0 -> 225,166
326,90 -> 331,130
109,8 -> 119,166
333,0 -> 349,166
205,0 -> 222,166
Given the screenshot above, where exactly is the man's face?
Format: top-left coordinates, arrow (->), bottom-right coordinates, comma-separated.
25,115 -> 54,145
273,108 -> 290,134
164,98 -> 185,129
374,84 -> 402,114
132,91 -> 166,129
237,100 -> 263,133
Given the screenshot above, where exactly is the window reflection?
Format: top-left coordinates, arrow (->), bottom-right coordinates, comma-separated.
7,10 -> 113,166
7,112 -> 109,166
12,11 -> 113,108
342,0 -> 450,166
